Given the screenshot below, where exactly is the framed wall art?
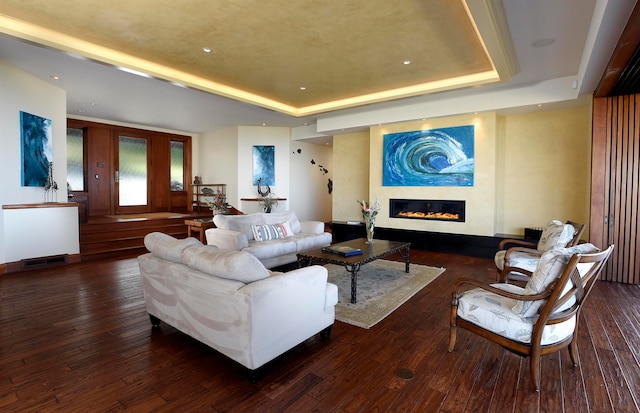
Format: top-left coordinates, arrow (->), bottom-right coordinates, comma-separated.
252,145 -> 275,186
383,125 -> 474,186
20,111 -> 52,187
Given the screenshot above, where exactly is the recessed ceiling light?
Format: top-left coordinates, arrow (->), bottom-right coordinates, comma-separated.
50,75 -> 59,80
531,38 -> 555,48
299,86 -> 306,91
403,60 -> 412,65
202,47 -> 212,53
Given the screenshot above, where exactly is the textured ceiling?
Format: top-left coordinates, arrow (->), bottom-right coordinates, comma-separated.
0,0 -> 504,115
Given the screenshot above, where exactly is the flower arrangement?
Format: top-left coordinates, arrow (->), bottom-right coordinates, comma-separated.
206,192 -> 229,214
357,197 -> 381,243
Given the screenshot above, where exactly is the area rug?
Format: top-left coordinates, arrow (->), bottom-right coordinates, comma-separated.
325,260 -> 445,329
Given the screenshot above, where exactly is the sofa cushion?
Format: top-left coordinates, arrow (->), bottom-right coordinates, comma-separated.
251,222 -> 293,241
512,243 -> 598,317
262,211 -> 301,234
537,220 -> 575,251
182,245 -> 270,283
144,232 -> 203,263
244,238 -> 298,260
213,213 -> 262,240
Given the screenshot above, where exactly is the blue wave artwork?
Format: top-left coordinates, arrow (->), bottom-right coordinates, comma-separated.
20,111 -> 52,187
252,145 -> 275,186
383,125 -> 474,186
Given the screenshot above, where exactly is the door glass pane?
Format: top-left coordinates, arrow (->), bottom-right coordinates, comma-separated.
170,140 -> 184,191
66,128 -> 84,191
119,136 -> 147,206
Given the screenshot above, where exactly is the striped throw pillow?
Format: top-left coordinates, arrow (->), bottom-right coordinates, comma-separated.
251,222 -> 292,241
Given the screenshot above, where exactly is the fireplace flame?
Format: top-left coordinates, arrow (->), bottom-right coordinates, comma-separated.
396,211 -> 460,220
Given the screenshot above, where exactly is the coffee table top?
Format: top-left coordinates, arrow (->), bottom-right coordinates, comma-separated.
297,238 -> 411,266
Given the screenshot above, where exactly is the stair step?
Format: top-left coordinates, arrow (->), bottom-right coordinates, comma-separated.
79,215 -> 199,261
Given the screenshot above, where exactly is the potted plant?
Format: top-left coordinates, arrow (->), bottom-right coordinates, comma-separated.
259,194 -> 278,213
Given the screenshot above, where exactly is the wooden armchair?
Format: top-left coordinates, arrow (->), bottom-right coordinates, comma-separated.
495,220 -> 585,282
450,243 -> 613,391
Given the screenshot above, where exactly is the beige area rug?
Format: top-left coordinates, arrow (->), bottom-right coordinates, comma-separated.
325,260 -> 445,329
106,212 -> 189,220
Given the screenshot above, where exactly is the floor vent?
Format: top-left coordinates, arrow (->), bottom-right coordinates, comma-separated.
21,255 -> 67,270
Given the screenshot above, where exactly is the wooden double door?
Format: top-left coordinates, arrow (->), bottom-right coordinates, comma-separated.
68,119 -> 192,217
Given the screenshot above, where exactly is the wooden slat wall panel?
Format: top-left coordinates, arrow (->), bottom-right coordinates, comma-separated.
593,94 -> 640,283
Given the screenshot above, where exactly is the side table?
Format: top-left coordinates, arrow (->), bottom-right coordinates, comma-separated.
185,218 -> 214,243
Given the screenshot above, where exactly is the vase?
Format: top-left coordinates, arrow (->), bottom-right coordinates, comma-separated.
364,215 -> 375,243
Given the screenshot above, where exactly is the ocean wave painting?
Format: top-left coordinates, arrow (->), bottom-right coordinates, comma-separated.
20,111 -> 52,187
383,125 -> 474,186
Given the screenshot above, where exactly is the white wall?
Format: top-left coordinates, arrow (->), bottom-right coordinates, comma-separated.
370,113 -> 498,236
238,126 -> 291,214
289,140 -> 332,222
197,126 -> 239,207
0,61 -> 75,264
333,131 -> 371,222
197,125 -> 330,221
331,107 -> 591,238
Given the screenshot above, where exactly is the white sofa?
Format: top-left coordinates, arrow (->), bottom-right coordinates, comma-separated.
206,211 -> 332,268
138,232 -> 338,381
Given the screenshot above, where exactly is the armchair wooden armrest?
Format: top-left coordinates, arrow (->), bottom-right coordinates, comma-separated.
451,278 -> 550,302
503,246 -> 542,260
497,265 -> 534,283
498,238 -> 537,251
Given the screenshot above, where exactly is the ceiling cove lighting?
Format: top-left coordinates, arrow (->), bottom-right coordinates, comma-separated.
116,66 -> 152,78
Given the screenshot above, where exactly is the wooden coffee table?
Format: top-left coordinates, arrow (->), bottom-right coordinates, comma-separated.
297,238 -> 411,303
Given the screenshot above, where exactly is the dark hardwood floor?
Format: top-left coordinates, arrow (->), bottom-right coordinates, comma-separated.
1,248 -> 640,412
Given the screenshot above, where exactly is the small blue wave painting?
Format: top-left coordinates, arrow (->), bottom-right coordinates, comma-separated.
20,111 -> 52,187
383,125 -> 474,186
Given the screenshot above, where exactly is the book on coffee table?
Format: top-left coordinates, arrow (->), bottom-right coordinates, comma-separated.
322,245 -> 363,257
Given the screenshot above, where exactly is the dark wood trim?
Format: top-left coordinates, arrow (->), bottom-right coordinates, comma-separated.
595,1 -> 640,97
2,202 -> 78,209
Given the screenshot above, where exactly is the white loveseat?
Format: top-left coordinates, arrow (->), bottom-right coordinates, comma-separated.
205,211 -> 332,268
138,232 -> 338,381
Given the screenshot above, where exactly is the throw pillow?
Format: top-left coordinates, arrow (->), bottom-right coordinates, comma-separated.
144,232 -> 203,263
536,220 -> 575,251
512,243 -> 599,317
251,222 -> 292,241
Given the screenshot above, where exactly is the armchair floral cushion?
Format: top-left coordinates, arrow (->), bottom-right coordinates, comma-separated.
512,243 -> 599,317
456,282 -> 576,345
494,220 -> 576,272
536,220 -> 576,251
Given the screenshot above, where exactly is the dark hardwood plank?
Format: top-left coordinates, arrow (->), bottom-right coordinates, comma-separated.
1,250 -> 639,412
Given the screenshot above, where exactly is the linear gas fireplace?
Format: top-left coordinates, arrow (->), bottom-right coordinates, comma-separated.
389,199 -> 465,222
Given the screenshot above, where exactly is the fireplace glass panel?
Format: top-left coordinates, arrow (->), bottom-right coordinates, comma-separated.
389,199 -> 465,222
